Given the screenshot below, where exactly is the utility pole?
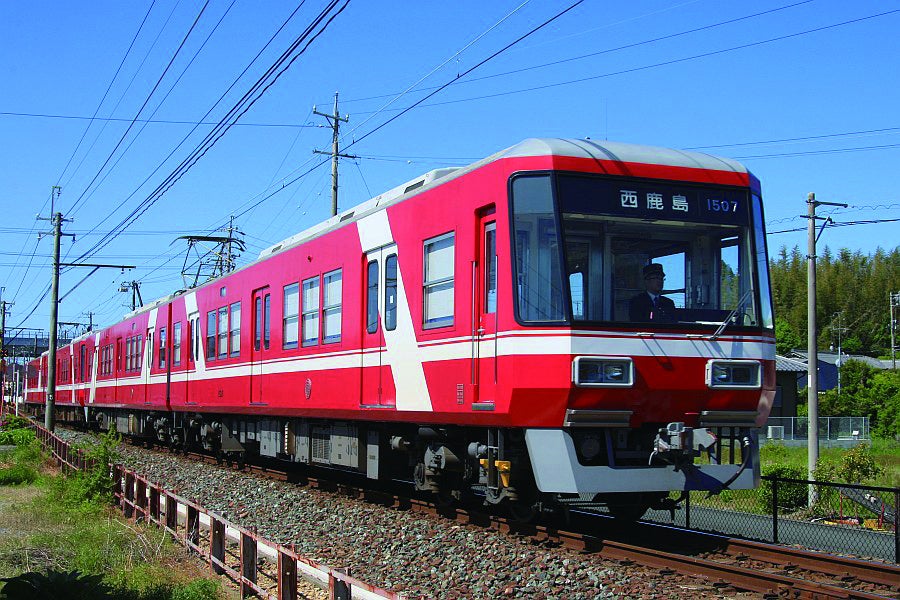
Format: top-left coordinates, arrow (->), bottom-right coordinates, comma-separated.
119,281 -> 144,311
831,312 -> 848,395
313,92 -> 356,217
39,200 -> 133,431
38,211 -> 70,431
805,192 -> 846,506
0,298 -> 10,413
891,292 -> 897,369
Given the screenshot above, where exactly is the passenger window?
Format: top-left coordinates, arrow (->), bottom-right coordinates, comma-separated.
367,261 -> 379,334
384,255 -> 397,331
423,233 -> 455,328
323,269 -> 342,342
283,283 -> 299,349
229,303 -> 240,357
302,277 -> 320,346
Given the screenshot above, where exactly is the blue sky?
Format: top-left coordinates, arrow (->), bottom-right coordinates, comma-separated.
1,0 -> 898,333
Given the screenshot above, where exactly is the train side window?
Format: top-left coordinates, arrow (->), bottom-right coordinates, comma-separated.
283,283 -> 299,349
125,338 -> 131,372
323,268 -> 342,343
188,320 -> 194,363
217,307 -> 228,359
80,344 -> 86,380
159,327 -> 167,369
206,311 -> 216,360
137,336 -> 142,372
366,261 -> 379,334
254,296 -> 262,351
229,303 -> 240,357
384,255 -> 397,331
264,294 -> 271,349
173,322 -> 182,366
302,276 -> 320,347
423,232 -> 455,328
485,224 -> 497,313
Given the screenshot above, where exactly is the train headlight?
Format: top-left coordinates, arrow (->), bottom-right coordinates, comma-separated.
573,357 -> 634,388
706,360 -> 761,389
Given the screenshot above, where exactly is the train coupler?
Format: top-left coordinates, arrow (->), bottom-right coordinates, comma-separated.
650,422 -> 717,468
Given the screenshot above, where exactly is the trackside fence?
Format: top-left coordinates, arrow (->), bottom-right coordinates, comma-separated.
650,475 -> 900,564
33,424 -> 402,600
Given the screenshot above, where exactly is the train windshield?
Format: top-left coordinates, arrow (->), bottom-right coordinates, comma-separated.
511,174 -> 774,330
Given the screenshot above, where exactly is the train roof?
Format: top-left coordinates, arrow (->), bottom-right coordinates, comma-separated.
258,138 -> 747,260
125,138 -> 748,320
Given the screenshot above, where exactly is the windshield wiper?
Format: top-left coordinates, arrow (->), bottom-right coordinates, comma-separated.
710,289 -> 753,341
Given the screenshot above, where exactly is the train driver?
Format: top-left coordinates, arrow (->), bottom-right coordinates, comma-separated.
629,263 -> 677,322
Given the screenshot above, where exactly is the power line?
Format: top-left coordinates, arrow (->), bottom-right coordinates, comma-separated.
54,1 -> 158,188
71,0 -> 349,264
66,0 -> 213,216
347,9 -> 900,117
0,111 -> 317,128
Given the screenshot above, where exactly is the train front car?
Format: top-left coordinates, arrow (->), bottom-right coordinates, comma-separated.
498,139 -> 775,518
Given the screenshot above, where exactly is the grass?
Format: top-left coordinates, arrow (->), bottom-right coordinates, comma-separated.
0,425 -> 228,600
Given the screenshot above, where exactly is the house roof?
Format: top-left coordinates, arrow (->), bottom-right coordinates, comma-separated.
788,350 -> 890,370
775,354 -> 807,372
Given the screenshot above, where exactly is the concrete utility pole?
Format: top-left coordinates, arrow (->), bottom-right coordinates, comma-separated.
831,312 -> 848,395
805,192 -> 846,506
313,92 -> 356,217
891,291 -> 899,370
40,211 -> 69,431
0,298 -> 10,412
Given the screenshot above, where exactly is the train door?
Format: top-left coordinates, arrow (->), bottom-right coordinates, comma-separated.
115,337 -> 123,403
474,217 -> 498,404
250,287 -> 271,406
185,313 -> 199,404
361,246 -> 397,407
143,329 -> 153,405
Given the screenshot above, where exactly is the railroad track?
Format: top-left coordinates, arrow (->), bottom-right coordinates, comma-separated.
77,427 -> 900,598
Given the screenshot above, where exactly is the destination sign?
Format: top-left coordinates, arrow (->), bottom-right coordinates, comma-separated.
557,175 -> 750,225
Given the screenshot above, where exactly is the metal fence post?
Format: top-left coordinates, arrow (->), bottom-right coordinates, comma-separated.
149,486 -> 160,522
894,490 -> 899,564
331,568 -> 351,600
684,491 -> 691,529
165,493 -> 178,534
772,476 -> 779,544
124,472 -> 135,519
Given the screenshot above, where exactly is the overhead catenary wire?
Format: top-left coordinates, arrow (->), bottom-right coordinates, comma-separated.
71,0 -> 349,264
66,0 -> 213,217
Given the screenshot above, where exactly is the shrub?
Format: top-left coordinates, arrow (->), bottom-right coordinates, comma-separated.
0,569 -> 112,600
759,464 -> 807,511
835,443 -> 884,484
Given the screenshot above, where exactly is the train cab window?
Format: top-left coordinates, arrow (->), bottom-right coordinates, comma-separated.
553,174 -> 767,329
217,307 -> 228,359
229,303 -> 240,357
159,327 -> 167,369
384,256 -> 397,331
206,312 -> 216,360
323,268 -> 342,343
302,276 -> 320,346
366,261 -> 379,334
173,322 -> 182,365
423,232 -> 455,328
511,175 -> 566,323
283,283 -> 299,349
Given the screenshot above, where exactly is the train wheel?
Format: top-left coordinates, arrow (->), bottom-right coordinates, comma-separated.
508,500 -> 540,523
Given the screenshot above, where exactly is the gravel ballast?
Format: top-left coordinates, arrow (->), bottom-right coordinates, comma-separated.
55,428 -> 752,599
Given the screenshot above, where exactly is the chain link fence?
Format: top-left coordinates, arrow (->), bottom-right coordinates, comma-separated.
646,475 -> 899,563
761,417 -> 870,442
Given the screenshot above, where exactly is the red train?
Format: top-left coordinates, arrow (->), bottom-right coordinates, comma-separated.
26,138 -> 775,518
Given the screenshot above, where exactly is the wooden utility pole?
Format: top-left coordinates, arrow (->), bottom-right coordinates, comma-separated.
41,211 -> 68,431
313,92 -> 356,217
891,291 -> 899,370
